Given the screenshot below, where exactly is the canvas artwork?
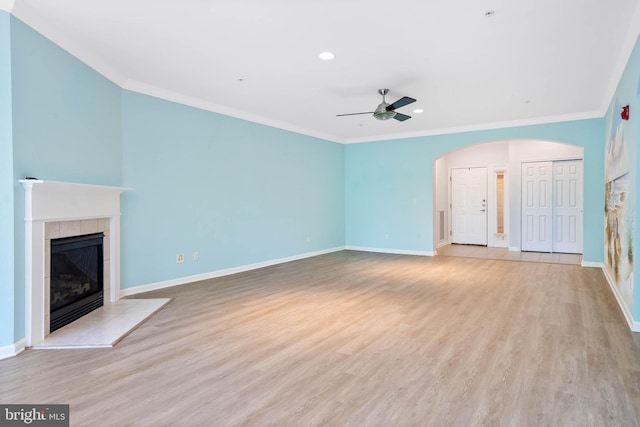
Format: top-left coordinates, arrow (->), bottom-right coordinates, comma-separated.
605,100 -> 634,307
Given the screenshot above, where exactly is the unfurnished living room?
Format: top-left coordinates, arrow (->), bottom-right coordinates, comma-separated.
1,1 -> 640,426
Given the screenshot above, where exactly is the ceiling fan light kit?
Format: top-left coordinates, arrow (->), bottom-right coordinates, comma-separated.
337,88 -> 417,123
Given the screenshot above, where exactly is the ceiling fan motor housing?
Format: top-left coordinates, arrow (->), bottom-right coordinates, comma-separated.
373,104 -> 397,120
336,88 -> 415,121
374,93 -> 396,120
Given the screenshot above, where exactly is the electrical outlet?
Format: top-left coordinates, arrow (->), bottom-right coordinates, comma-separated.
194,251 -> 199,261
176,253 -> 185,263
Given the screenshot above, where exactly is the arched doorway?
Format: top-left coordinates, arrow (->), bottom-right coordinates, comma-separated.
434,139 -> 584,262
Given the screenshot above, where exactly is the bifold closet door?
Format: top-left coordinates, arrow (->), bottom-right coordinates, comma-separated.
521,160 -> 583,253
522,162 -> 553,252
552,160 -> 583,254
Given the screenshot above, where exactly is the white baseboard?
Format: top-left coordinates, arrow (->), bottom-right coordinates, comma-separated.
580,260 -> 602,268
345,246 -> 436,257
0,338 -> 26,360
436,241 -> 450,249
120,246 -> 346,297
600,265 -> 640,332
508,246 -> 520,252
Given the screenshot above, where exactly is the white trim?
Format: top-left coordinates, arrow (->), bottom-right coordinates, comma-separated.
124,80 -> 604,145
600,265 -> 640,332
345,246 -> 436,257
343,111 -> 603,144
120,247 -> 345,297
19,180 -> 131,347
0,338 -> 26,360
436,240 -> 450,249
9,6 -> 129,87
0,5 -> 613,146
580,260 -> 602,268
122,80 -> 342,144
600,3 -> 640,114
508,246 -> 520,252
0,1 -> 14,12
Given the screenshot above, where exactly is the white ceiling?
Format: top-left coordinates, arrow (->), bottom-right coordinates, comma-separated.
4,0 -> 640,143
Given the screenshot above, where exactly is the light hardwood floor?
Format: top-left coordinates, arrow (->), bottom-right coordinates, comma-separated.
1,250 -> 639,426
437,243 -> 582,265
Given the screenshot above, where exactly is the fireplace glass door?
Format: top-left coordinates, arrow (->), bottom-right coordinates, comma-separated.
50,232 -> 104,332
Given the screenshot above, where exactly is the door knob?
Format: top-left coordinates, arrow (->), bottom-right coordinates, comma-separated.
480,209 -> 486,212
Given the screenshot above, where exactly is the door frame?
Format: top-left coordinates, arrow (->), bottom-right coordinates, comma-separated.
448,165 -> 508,248
449,166 -> 488,246
520,158 -> 584,254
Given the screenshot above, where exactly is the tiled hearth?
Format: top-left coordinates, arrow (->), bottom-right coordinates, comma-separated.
34,298 -> 171,349
20,179 -> 169,350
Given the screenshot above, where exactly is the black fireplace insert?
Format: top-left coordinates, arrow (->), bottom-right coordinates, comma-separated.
50,232 -> 104,332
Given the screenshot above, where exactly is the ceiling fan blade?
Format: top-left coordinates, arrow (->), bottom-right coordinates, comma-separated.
393,112 -> 411,122
386,96 -> 416,111
336,112 -> 375,117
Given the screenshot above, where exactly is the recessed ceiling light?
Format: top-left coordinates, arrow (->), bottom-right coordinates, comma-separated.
524,100 -> 531,104
413,108 -> 424,113
484,10 -> 495,17
318,51 -> 335,60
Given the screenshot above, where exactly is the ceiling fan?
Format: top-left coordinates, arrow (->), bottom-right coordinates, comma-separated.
337,89 -> 417,122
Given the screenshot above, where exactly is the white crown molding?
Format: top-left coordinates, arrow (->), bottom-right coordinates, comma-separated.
0,1 -> 14,13
120,246 -> 346,297
600,2 -> 640,114
3,6 -> 613,146
343,110 -> 604,144
123,79 -> 343,144
3,6 -> 626,146
9,5 -> 128,87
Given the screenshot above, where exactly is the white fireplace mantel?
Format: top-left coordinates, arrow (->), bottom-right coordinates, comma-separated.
20,179 -> 132,347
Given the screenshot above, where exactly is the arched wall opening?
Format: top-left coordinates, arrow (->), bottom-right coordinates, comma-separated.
344,118 -> 604,264
433,139 -> 585,254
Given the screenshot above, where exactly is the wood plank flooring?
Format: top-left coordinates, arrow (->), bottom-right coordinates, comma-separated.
437,243 -> 582,265
1,250 -> 639,426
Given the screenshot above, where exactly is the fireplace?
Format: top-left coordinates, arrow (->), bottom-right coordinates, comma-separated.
20,179 -> 130,348
50,233 -> 105,332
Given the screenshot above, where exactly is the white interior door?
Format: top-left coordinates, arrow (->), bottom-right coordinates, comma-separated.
522,162 -> 553,252
552,160 -> 583,253
521,160 -> 583,253
451,167 -> 487,245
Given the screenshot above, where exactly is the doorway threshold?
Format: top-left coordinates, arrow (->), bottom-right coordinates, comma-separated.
437,244 -> 581,265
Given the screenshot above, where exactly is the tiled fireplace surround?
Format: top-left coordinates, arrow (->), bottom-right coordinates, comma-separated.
20,180 -> 129,347
44,218 -> 111,336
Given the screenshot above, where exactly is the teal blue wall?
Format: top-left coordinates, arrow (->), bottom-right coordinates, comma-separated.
9,16 -> 123,343
1,13 -> 635,349
10,16 -> 122,186
345,119 -> 605,263
0,11 -> 15,347
121,91 -> 345,288
604,35 -> 640,320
